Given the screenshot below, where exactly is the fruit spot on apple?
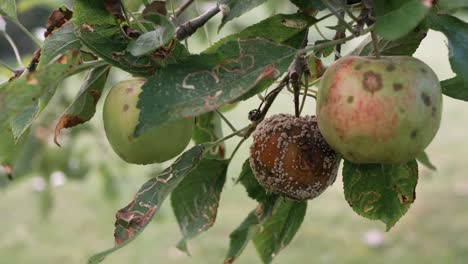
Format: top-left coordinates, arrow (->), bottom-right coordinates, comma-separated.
410,129 -> 418,139
386,64 -> 396,72
362,71 -> 383,94
123,104 -> 129,112
347,96 -> 354,103
393,83 -> 403,91
355,64 -> 363,70
421,92 -> 431,106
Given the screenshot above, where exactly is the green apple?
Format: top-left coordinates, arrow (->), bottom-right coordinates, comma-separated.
103,79 -> 194,164
316,56 -> 442,164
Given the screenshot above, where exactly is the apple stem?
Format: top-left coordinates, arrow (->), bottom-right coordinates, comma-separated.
371,31 -> 381,59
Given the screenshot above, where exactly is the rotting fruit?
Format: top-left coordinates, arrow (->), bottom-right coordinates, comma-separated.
249,114 -> 341,201
103,78 -> 194,165
316,56 -> 442,164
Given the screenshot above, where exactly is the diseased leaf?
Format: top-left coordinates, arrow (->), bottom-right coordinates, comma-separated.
88,144 -> 207,264
343,160 -> 419,231
441,76 -> 468,101
0,50 -> 92,144
225,197 -> 278,264
353,25 -> 428,56
0,0 -> 18,22
39,23 -> 81,68
374,0 -> 430,40
219,0 -> 268,30
171,158 -> 229,253
127,26 -> 175,57
417,151 -> 437,171
193,112 -> 225,159
54,66 -> 111,145
253,199 -> 307,264
429,14 -> 468,84
238,159 -> 269,203
135,38 -> 297,136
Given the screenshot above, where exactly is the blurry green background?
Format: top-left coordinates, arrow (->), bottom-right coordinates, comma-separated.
1,1 -> 467,263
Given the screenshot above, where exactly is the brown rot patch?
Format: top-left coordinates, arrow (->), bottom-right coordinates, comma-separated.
347,96 -> 354,103
362,71 -> 383,94
386,64 -> 396,72
410,129 -> 418,139
421,92 -> 431,106
393,83 -> 403,91
123,104 -> 130,112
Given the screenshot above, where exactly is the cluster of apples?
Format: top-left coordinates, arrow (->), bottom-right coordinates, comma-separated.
249,56 -> 442,201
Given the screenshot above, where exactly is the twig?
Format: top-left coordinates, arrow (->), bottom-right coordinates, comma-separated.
215,109 -> 237,133
314,24 -> 328,40
229,138 -> 246,161
175,5 -> 220,40
321,0 -> 357,35
1,32 -> 24,67
175,0 -> 195,17
303,25 -> 373,53
299,75 -> 310,115
371,31 -> 381,59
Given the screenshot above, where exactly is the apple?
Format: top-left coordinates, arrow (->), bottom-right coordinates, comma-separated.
316,56 -> 442,164
103,79 -> 194,164
249,114 -> 340,201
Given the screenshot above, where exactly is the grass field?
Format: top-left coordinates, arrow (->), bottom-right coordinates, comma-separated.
1,6 -> 468,264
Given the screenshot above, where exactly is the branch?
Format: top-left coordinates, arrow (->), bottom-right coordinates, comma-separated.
175,5 -> 220,41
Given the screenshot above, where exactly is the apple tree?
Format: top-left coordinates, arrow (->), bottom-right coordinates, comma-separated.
1,0 -> 467,263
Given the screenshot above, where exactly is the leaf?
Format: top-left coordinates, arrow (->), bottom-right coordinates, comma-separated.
208,13 -> 318,53
88,144 -> 207,264
238,159 -> 269,203
0,0 -> 18,22
193,112 -> 225,159
252,199 -> 307,264
437,0 -> 468,11
342,160 -> 419,231
171,158 -> 229,253
441,76 -> 468,101
218,0 -> 268,30
38,23 -> 81,68
353,25 -> 428,56
54,66 -> 111,145
135,38 -> 297,136
417,151 -> 437,171
127,26 -> 175,57
373,0 -> 430,40
289,0 -> 325,10
429,14 -> 468,83
0,50 -> 91,143
72,0 -> 116,26
225,197 -> 278,264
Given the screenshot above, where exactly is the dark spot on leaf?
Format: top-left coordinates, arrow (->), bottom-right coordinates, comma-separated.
421,93 -> 431,106
393,83 -> 403,91
410,129 -> 418,139
386,64 -> 396,72
123,104 -> 130,112
347,96 -> 354,103
362,71 -> 383,94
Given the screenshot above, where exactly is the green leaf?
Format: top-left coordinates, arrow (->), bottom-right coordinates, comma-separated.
373,0 -> 430,40
417,151 -> 437,171
135,38 -> 297,136
225,197 -> 278,264
38,23 -> 81,68
354,25 -> 428,56
0,0 -> 18,22
238,159 -> 269,203
429,14 -> 468,83
437,0 -> 468,11
127,26 -> 175,57
193,112 -> 226,159
219,0 -> 268,30
54,66 -> 111,144
343,160 -> 419,231
88,144 -> 207,264
171,158 -> 229,253
72,0 -> 116,25
289,0 -> 325,10
0,50 -> 93,144
252,199 -> 307,264
208,13 -> 318,53
441,76 -> 468,101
